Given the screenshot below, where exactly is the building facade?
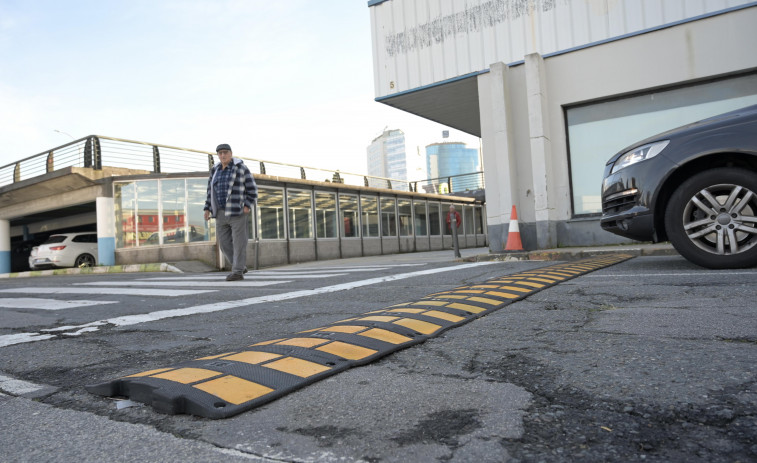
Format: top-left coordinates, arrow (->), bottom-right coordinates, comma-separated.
368,0 -> 757,251
426,141 -> 481,182
366,129 -> 408,188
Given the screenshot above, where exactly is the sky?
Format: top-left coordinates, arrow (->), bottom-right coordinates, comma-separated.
0,0 -> 479,178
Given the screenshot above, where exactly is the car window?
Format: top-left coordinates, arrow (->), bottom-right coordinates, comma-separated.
73,234 -> 97,243
43,236 -> 66,244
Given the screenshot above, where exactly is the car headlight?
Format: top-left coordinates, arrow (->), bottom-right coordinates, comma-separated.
611,140 -> 670,174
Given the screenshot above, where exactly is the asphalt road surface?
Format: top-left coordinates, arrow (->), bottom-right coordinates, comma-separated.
0,249 -> 755,462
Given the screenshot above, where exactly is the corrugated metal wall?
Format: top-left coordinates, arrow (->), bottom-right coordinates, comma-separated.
370,0 -> 754,98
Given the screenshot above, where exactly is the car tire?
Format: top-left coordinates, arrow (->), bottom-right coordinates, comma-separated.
664,167 -> 757,269
75,254 -> 96,268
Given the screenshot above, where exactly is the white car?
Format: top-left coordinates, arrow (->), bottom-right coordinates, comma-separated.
31,232 -> 98,269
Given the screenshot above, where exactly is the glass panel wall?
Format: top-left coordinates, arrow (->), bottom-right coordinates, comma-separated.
463,205 -> 474,235
161,179 -> 186,244
442,202 -> 453,235
258,187 -> 285,239
474,206 -> 484,234
361,196 -> 379,237
115,182 -> 136,248
137,180 -> 159,246
414,201 -> 428,236
381,197 -> 397,237
339,194 -> 359,238
287,189 -> 313,239
315,192 -> 337,238
397,199 -> 412,236
429,202 -> 441,236
187,178 -> 212,242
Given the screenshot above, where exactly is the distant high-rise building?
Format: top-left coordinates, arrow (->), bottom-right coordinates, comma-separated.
426,141 -> 480,178
366,129 -> 409,189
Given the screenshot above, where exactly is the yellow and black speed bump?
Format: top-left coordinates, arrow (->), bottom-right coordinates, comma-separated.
86,254 -> 633,418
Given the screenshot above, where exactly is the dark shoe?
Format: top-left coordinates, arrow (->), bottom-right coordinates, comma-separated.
243,268 -> 248,274
226,273 -> 244,281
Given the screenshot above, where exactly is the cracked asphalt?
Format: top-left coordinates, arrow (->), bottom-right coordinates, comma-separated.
0,252 -> 755,462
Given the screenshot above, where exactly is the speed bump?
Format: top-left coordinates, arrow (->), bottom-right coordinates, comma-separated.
86,254 -> 633,418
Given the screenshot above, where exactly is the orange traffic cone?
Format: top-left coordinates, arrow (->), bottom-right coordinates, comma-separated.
504,205 -> 524,251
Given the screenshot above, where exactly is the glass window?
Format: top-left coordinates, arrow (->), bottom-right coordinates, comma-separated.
463,205 -> 474,235
429,202 -> 441,236
258,187 -> 285,239
361,196 -> 379,237
414,201 -> 428,236
115,182 -> 136,248
161,179 -> 186,244
315,192 -> 337,238
187,178 -> 212,242
137,180 -> 159,246
381,197 -> 397,237
287,189 -> 313,239
474,206 -> 484,234
442,203 -> 453,235
339,194 -> 359,238
567,73 -> 757,215
398,199 -> 412,236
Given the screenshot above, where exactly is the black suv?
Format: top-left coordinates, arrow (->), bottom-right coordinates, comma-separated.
601,104 -> 757,269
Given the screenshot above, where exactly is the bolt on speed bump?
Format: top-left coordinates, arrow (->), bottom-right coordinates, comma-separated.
86,254 -> 634,419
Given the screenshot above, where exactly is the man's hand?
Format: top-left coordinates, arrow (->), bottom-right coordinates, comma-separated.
243,206 -> 251,214
204,210 -> 211,221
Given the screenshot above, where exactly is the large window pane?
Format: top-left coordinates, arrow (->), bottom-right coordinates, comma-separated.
414,201 -> 428,236
137,180 -> 159,246
187,178 -> 213,242
463,205 -> 474,235
161,179 -> 186,244
474,206 -> 484,234
316,192 -> 337,238
381,198 -> 397,237
288,189 -> 313,239
429,202 -> 441,236
340,194 -> 359,238
567,73 -> 757,215
361,196 -> 379,237
115,182 -> 136,248
398,199 -> 412,236
258,187 -> 285,239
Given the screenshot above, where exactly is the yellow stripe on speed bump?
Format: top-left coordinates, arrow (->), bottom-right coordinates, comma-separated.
87,254 -> 634,419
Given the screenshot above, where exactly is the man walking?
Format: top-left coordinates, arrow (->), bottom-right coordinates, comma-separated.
204,144 -> 258,281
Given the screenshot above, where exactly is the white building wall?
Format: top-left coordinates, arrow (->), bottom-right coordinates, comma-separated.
370,0 -> 755,98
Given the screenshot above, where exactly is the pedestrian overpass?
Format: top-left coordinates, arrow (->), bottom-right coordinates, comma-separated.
0,136 -> 487,273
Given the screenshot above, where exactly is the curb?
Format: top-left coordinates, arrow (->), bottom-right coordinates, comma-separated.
460,245 -> 679,263
0,262 -> 183,279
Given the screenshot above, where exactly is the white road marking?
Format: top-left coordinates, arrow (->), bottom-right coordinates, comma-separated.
0,298 -> 118,310
77,280 -> 292,287
0,374 -> 47,395
137,274 -> 345,280
0,287 -> 216,297
0,262 -> 499,348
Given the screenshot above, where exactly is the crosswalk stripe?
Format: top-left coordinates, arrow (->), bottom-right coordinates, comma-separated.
77,281 -> 292,288
0,287 -> 215,297
0,298 -> 119,310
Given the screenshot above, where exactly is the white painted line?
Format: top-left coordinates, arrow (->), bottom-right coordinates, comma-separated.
0,374 -> 47,395
0,261 -> 499,348
0,332 -> 57,348
78,280 -> 293,287
0,298 -> 119,310
139,274 -> 345,280
0,287 -> 217,297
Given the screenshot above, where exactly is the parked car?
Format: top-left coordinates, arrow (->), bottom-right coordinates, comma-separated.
600,104 -> 757,269
30,232 -> 98,269
10,239 -> 44,272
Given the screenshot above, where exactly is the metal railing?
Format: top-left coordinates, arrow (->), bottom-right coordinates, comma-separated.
411,172 -> 485,195
0,135 -> 425,192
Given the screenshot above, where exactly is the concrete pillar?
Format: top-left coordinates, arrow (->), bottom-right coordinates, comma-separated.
525,53 -> 557,249
96,197 -> 116,266
478,62 -> 519,252
0,220 -> 9,273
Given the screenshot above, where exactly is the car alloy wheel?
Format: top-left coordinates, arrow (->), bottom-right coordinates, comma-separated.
75,253 -> 96,268
665,167 -> 757,269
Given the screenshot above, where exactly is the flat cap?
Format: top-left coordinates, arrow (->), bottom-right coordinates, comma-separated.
216,143 -> 232,152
